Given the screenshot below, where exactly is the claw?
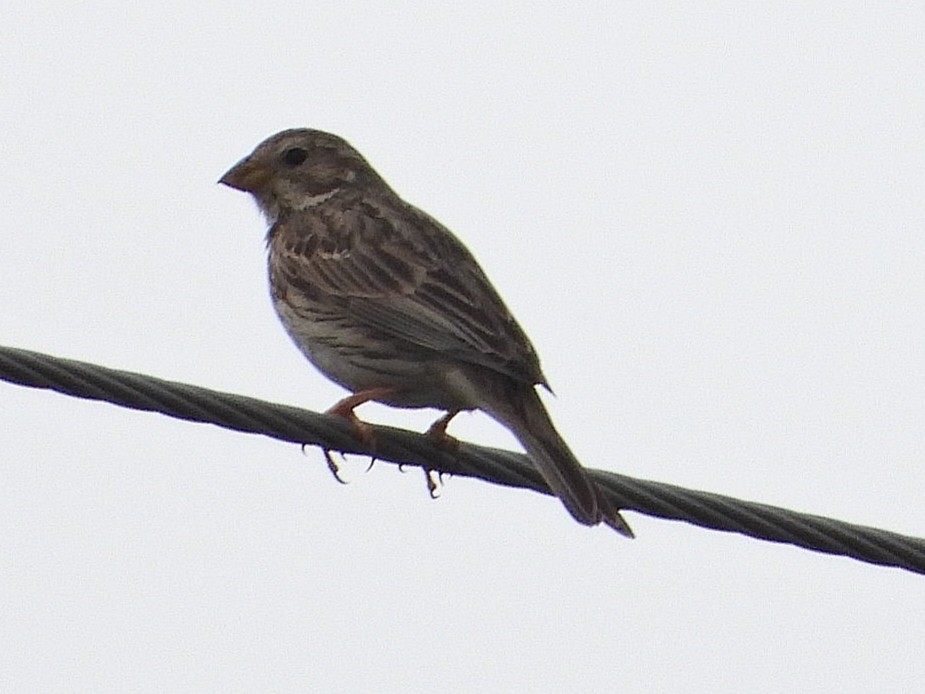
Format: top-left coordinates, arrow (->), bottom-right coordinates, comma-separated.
322,448 -> 349,485
424,468 -> 442,498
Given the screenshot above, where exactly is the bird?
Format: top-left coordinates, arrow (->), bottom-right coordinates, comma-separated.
219,129 -> 633,537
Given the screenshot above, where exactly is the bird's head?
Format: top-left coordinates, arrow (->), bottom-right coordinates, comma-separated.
219,129 -> 378,221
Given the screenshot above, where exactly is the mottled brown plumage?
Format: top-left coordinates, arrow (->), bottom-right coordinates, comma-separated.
220,129 -> 633,536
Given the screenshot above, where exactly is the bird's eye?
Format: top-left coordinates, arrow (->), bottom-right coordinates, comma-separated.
281,147 -> 308,167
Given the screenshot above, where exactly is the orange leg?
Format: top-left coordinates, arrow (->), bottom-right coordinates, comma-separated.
426,410 -> 460,450
421,410 -> 460,496
326,386 -> 396,445
321,386 -> 395,483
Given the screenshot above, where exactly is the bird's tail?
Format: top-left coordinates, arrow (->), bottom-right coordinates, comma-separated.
486,387 -> 634,538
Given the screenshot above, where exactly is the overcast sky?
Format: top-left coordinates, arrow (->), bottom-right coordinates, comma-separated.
2,3 -> 923,692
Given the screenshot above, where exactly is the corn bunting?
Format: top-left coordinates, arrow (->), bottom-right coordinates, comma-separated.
220,129 -> 632,536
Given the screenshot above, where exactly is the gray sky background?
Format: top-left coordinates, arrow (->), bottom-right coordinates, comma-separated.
2,4 -> 923,692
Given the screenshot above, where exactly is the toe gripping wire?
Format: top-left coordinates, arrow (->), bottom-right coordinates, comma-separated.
1,344 -> 923,575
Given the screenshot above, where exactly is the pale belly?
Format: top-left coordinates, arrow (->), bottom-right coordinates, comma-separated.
272,297 -> 482,411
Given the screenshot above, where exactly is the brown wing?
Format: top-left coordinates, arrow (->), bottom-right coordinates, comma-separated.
270,195 -> 548,388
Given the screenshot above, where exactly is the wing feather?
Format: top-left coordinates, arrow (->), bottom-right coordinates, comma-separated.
271,197 -> 547,386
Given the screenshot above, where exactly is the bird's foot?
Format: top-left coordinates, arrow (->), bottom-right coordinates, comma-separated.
301,443 -> 350,484
325,386 -> 395,448
426,410 -> 460,451
317,387 -> 395,483
424,468 -> 443,498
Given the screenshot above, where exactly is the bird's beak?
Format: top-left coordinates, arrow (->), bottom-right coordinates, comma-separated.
219,157 -> 272,193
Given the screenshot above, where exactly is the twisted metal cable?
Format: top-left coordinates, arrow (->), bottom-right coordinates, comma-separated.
2,344 -> 923,575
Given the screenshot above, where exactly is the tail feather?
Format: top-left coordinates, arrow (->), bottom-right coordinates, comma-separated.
486,387 -> 634,537
518,423 -> 600,526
